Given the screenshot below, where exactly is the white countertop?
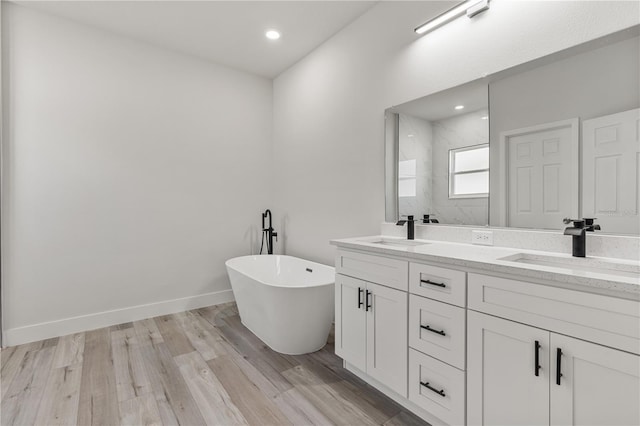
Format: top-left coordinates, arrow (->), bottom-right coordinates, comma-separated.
331,235 -> 640,300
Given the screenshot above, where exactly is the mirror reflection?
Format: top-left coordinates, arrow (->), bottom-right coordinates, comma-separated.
489,31 -> 639,234
385,27 -> 639,235
386,81 -> 489,226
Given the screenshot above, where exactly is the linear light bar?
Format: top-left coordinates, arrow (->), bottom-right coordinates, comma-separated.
415,0 -> 489,35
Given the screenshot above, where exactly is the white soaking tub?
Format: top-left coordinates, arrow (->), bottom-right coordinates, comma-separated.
225,255 -> 335,355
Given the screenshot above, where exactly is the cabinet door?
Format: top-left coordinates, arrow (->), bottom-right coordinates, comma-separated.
335,274 -> 366,372
468,311 -> 550,426
366,282 -> 408,397
551,333 -> 640,426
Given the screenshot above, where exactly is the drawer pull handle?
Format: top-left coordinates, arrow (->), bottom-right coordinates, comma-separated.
420,324 -> 446,336
357,287 -> 363,309
420,279 -> 446,288
534,340 -> 541,377
556,348 -> 563,385
420,381 -> 446,397
365,290 -> 372,312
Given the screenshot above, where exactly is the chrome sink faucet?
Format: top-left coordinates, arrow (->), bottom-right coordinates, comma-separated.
396,215 -> 415,240
563,218 -> 601,257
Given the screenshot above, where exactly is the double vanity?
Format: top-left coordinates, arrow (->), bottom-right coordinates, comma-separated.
343,24 -> 640,426
331,234 -> 640,426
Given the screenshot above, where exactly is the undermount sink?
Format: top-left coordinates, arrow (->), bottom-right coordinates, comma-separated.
499,253 -> 640,279
363,237 -> 430,248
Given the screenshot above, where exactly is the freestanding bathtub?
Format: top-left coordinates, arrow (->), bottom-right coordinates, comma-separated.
225,255 -> 335,355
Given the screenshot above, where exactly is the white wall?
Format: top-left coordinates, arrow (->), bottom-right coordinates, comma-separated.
273,1 -> 640,265
2,5 -> 272,344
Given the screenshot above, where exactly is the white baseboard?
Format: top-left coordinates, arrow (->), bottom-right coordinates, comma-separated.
3,289 -> 235,347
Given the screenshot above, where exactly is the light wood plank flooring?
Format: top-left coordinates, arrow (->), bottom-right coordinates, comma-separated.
1,302 -> 428,426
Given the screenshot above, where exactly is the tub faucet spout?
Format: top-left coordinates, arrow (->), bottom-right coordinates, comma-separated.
262,209 -> 278,255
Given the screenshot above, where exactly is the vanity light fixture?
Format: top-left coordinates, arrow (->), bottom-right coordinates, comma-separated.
265,30 -> 281,40
415,0 -> 490,36
455,105 -> 465,110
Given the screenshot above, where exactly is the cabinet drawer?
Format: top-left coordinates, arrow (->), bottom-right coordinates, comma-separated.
409,295 -> 466,370
468,273 -> 640,355
409,349 -> 465,426
336,250 -> 408,291
409,263 -> 466,307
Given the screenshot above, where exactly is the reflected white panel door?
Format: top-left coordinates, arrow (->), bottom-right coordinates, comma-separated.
504,120 -> 579,229
551,333 -> 640,426
335,275 -> 366,371
582,108 -> 640,234
467,311 -> 550,426
366,282 -> 408,397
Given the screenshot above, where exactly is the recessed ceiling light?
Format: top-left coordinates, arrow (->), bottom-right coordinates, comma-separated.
481,115 -> 488,120
455,105 -> 465,110
265,30 -> 281,40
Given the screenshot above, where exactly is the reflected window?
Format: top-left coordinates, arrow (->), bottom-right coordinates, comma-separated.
449,144 -> 489,198
398,159 -> 416,197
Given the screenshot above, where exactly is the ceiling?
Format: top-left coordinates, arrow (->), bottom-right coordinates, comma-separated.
17,1 -> 377,78
391,80 -> 488,122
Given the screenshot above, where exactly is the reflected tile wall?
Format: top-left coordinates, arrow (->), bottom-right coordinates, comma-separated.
431,109 -> 489,225
398,114 -> 432,218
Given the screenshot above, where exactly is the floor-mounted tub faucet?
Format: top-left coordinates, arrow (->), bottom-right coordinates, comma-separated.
396,215 -> 415,240
261,209 -> 278,255
563,217 -> 600,257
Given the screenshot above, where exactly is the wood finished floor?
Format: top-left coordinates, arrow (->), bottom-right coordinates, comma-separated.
1,302 -> 428,426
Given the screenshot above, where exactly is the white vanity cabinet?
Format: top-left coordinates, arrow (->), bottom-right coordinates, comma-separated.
335,274 -> 367,370
467,310 -> 552,426
332,241 -> 640,426
549,333 -> 640,425
365,281 -> 408,396
467,274 -> 640,426
335,248 -> 469,425
409,348 -> 466,426
407,262 -> 468,425
409,262 -> 466,307
335,251 -> 408,397
409,295 -> 466,369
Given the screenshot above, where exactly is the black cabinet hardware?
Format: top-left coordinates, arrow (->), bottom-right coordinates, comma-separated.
357,287 -> 363,309
365,290 -> 372,312
534,340 -> 541,376
420,279 -> 446,288
556,348 -> 563,385
420,381 -> 446,397
420,324 -> 446,336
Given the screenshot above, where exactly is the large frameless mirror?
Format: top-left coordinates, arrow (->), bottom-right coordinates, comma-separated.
385,26 -> 639,235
